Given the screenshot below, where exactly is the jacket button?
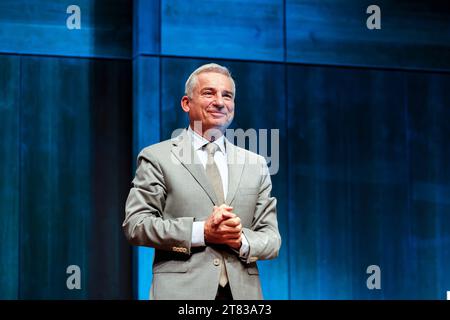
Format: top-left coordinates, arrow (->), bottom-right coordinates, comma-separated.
213,258 -> 220,266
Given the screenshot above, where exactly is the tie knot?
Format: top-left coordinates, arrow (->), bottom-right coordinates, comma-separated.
205,142 -> 219,156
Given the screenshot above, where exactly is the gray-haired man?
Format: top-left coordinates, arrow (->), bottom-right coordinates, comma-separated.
123,63 -> 281,300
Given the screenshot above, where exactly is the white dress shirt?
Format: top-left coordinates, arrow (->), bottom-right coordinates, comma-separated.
187,127 -> 249,259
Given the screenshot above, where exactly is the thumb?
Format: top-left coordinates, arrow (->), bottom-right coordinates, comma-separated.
221,210 -> 236,219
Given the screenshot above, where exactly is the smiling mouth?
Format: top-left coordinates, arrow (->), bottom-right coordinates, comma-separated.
208,111 -> 226,117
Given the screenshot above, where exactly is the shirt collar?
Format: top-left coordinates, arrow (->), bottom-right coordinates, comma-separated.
187,126 -> 226,154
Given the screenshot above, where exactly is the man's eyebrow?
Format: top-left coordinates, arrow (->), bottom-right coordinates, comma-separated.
223,90 -> 234,96
200,87 -> 216,92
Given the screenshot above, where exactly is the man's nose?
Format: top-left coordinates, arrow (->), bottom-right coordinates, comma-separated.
213,94 -> 225,107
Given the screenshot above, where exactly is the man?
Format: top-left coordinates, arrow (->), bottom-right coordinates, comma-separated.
123,63 -> 281,300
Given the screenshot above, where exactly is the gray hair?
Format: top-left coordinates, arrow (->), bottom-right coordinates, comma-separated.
185,63 -> 236,98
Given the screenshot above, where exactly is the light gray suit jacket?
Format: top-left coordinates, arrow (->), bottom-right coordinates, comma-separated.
123,129 -> 281,300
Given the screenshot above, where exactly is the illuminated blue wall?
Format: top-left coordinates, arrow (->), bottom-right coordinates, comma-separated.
0,0 -> 133,299
133,0 -> 450,300
1,0 -> 450,300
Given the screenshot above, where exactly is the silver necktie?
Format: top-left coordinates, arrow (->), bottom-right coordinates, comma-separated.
204,142 -> 228,286
205,143 -> 225,205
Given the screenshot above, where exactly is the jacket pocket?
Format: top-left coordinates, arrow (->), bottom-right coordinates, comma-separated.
153,260 -> 189,273
246,266 -> 259,275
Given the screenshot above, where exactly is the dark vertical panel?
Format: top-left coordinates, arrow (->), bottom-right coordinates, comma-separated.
21,57 -> 91,298
161,0 -> 284,61
160,58 -> 289,299
407,72 -> 450,299
132,56 -> 160,299
160,58 -> 192,138
133,0 -> 160,56
288,65 -> 408,298
88,59 -> 132,299
0,0 -> 132,58
286,0 -> 450,71
0,55 -> 20,299
20,57 -> 132,299
133,57 -> 161,159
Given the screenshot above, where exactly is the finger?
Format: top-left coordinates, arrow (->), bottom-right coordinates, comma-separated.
219,204 -> 233,210
212,211 -> 223,226
218,224 -> 242,235
221,217 -> 241,227
212,217 -> 222,227
221,211 -> 236,220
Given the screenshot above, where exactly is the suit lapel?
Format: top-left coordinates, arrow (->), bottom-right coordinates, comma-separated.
171,130 -> 219,205
225,139 -> 245,205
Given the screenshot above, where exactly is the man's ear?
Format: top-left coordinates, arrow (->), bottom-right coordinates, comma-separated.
181,96 -> 190,112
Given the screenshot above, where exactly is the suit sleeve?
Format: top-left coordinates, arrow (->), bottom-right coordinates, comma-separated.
122,149 -> 193,254
242,156 -> 282,264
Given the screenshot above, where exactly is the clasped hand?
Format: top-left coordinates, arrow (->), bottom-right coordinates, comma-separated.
204,204 -> 242,250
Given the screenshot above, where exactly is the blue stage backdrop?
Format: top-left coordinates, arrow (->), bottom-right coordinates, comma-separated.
1,0 -> 450,299
0,0 -> 133,299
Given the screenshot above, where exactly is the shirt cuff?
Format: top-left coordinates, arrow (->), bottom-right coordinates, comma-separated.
239,233 -> 250,258
191,221 -> 206,247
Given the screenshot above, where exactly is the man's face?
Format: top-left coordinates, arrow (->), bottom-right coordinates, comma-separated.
181,72 -> 235,134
